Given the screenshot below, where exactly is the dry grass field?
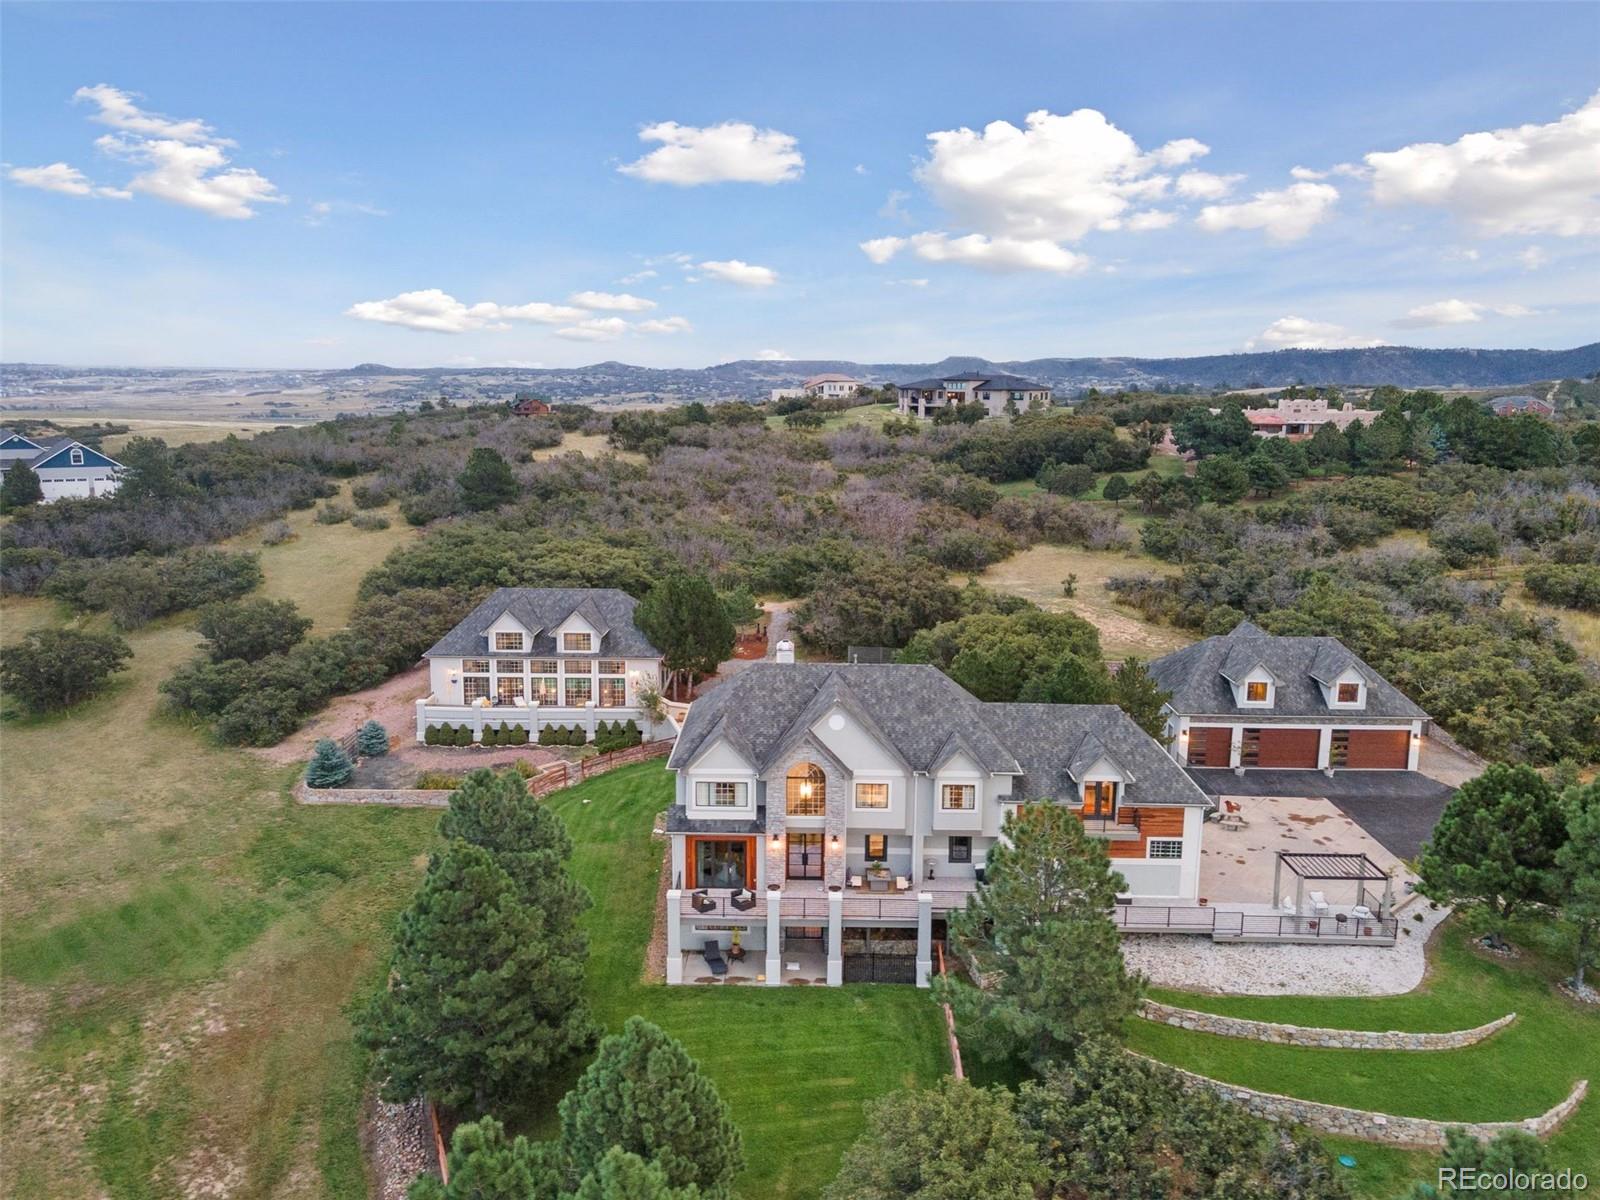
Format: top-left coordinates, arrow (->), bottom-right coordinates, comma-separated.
971,543 -> 1192,659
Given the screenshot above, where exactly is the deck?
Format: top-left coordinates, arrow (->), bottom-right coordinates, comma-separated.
1114,903 -> 1398,946
680,879 -> 978,921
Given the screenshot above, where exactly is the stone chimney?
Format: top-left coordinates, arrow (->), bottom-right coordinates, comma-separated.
774,639 -> 796,664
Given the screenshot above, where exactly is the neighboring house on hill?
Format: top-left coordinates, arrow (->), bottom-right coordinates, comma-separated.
511,394 -> 552,416
895,373 -> 1052,420
769,373 -> 866,403
1489,394 -> 1554,417
663,658 -> 1211,986
414,587 -> 668,742
1241,396 -> 1383,440
0,429 -> 123,501
1149,621 -> 1428,772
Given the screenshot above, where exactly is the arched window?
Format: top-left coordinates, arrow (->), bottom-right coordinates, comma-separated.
786,762 -> 826,816
69,447 -> 84,466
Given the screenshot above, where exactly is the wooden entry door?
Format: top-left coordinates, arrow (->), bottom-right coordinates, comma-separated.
787,833 -> 823,880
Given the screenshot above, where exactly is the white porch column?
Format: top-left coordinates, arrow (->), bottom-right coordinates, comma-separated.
1229,725 -> 1244,768
414,698 -> 428,743
1408,722 -> 1423,771
665,891 -> 683,985
765,886 -> 783,986
915,892 -> 933,988
585,699 -> 598,737
1317,726 -> 1334,771
826,888 -> 843,987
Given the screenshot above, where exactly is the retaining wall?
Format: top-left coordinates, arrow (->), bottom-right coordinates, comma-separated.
294,782 -> 453,808
1138,999 -> 1517,1051
1142,1055 -> 1587,1148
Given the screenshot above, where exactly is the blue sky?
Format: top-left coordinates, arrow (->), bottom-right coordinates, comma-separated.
2,2 -> 1597,369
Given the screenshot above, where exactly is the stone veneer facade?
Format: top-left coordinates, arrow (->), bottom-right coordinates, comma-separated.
765,737 -> 849,889
1138,1000 -> 1518,1051
1142,1055 -> 1587,1148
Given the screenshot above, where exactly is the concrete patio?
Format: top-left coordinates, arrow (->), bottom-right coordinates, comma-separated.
678,941 -> 829,986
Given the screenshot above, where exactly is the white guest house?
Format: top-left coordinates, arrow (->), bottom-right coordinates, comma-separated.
0,429 -> 124,502
663,659 -> 1212,988
414,587 -> 670,743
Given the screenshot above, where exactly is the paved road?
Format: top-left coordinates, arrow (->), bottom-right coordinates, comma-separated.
1186,768 -> 1454,860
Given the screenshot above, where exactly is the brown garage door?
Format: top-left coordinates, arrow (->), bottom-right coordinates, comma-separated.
1248,728 -> 1320,768
1344,729 -> 1409,769
1186,726 -> 1232,767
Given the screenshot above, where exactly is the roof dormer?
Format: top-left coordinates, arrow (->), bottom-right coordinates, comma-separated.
1219,644 -> 1277,708
555,606 -> 604,654
484,609 -> 536,653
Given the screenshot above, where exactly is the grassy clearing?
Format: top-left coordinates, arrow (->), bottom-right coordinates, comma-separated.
970,543 -> 1192,659
0,520 -> 440,1200
518,764 -> 951,1199
531,431 -> 645,465
762,403 -> 898,433
1129,919 -> 1599,1199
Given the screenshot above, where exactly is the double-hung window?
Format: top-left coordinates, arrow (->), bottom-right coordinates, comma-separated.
854,782 -> 889,810
461,659 -> 490,703
494,632 -> 523,652
562,632 -> 593,652
564,676 -> 592,707
1337,682 -> 1361,704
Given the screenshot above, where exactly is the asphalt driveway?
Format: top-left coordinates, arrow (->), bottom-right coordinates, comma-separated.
1185,768 -> 1455,860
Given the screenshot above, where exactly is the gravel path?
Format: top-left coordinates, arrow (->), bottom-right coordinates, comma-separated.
1123,899 -> 1452,996
362,1094 -> 437,1200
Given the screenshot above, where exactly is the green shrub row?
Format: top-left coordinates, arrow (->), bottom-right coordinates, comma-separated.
593,719 -> 643,755
481,722 -> 530,747
538,724 -> 589,746
424,723 -> 474,746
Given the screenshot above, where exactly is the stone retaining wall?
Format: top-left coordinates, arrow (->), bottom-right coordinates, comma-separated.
1138,999 -> 1517,1050
294,782 -> 454,808
1141,1055 -> 1587,1148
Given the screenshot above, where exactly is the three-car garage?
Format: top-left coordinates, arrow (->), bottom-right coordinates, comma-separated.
1184,725 -> 1415,770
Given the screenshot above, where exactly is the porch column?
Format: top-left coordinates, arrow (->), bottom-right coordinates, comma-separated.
1229,725 -> 1243,769
414,698 -> 428,743
915,892 -> 933,988
1317,727 -> 1333,771
585,699 -> 598,737
665,892 -> 683,985
826,888 -> 843,987
765,887 -> 782,986
1408,722 -> 1422,771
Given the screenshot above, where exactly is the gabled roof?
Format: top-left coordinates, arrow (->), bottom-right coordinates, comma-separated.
25,439 -> 123,471
1064,733 -> 1127,783
1218,639 -> 1275,685
0,429 -> 44,450
424,588 -> 659,659
1308,642 -> 1359,686
803,373 -> 860,387
668,664 -> 1210,808
1149,621 -> 1427,721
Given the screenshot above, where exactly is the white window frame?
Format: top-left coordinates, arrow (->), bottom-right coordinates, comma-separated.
1147,838 -> 1184,860
494,631 -> 524,652
563,632 -> 593,652
694,780 -> 749,809
940,783 -> 976,811
853,782 -> 889,811
70,447 -> 84,466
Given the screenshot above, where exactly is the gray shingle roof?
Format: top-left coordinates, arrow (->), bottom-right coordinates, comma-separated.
669,663 -> 1210,808
895,374 -> 1049,392
1149,622 -> 1428,721
424,588 -> 660,659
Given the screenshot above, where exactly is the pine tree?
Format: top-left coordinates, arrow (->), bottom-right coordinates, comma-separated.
573,1149 -> 705,1200
358,841 -> 598,1114
408,1117 -> 564,1200
1108,656 -> 1173,741
1417,763 -> 1567,948
1101,474 -> 1131,506
438,769 -> 590,920
457,447 -> 518,511
1554,783 -> 1600,991
634,574 -> 735,700
305,738 -> 354,788
559,1017 -> 744,1198
935,804 -> 1141,1068
356,719 -> 390,757
0,460 -> 45,512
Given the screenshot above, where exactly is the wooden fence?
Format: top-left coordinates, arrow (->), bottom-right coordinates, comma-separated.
527,738 -> 675,798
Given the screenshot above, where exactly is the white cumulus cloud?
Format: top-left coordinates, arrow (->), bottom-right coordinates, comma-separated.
1290,165 -> 1329,181
346,290 -> 591,333
1196,182 -> 1339,242
554,317 -> 630,342
636,316 -> 693,334
1364,92 -> 1600,236
698,259 -> 777,287
569,290 -> 656,312
618,120 -> 803,185
1394,298 -> 1538,328
754,349 -> 792,360
1246,316 -> 1386,350
1519,245 -> 1549,270
5,161 -> 129,199
1176,171 -> 1243,200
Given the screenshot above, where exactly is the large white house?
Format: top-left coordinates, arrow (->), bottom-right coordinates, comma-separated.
0,429 -> 123,502
663,660 -> 1211,987
414,587 -> 670,743
895,373 -> 1052,419
1150,621 -> 1429,771
769,373 -> 866,403
1241,396 -> 1384,440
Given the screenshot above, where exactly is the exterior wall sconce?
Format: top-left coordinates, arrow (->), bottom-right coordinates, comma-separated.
830,834 -> 839,846
770,834 -> 781,847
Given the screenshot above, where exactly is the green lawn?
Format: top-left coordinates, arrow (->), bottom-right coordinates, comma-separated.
1129,918 -> 1600,1198
763,403 -> 899,433
529,764 -> 951,1199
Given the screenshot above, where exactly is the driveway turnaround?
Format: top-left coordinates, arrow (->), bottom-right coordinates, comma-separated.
1185,769 -> 1454,860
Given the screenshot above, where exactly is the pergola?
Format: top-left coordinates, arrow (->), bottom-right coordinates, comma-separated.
1273,851 -> 1394,917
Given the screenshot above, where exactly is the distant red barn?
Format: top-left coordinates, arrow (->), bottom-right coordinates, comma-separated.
511,395 -> 552,416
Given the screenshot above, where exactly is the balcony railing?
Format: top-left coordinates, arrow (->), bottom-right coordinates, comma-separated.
1079,810 -> 1141,840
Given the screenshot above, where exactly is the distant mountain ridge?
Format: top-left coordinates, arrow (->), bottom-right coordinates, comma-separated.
4,343 -> 1596,408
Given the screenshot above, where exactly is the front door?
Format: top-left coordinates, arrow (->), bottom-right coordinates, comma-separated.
787,832 -> 823,880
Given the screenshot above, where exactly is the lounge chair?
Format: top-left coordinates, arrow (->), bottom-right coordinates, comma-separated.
894,876 -> 911,892
701,943 -> 729,976
691,890 -> 716,913
730,889 -> 757,912
848,874 -> 863,889
1308,890 -> 1330,916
